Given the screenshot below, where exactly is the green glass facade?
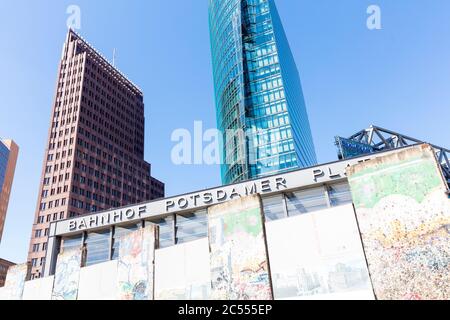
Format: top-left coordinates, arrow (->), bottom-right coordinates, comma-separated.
209,0 -> 317,185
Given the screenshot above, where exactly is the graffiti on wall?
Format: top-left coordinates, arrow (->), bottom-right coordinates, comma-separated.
51,247 -> 84,300
347,144 -> 450,300
266,205 -> 374,300
3,263 -> 29,300
207,194 -> 273,300
117,224 -> 158,300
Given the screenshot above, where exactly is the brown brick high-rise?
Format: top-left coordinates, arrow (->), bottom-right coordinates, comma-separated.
27,30 -> 164,278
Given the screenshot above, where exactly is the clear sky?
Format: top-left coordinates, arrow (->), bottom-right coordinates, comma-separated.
0,0 -> 449,263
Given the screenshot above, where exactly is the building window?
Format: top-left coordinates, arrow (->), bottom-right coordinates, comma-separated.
35,230 -> 42,238
32,244 -> 40,252
262,195 -> 285,221
285,186 -> 329,217
85,230 -> 111,267
61,234 -> 83,252
31,258 -> 38,267
175,210 -> 207,245
327,182 -> 353,207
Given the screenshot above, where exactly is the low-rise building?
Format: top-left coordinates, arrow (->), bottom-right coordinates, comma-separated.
1,144 -> 448,300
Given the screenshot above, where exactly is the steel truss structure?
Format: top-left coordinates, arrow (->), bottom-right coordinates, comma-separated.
339,125 -> 450,185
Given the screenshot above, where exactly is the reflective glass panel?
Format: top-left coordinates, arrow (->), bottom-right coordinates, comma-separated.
85,229 -> 110,266
176,210 -> 207,244
263,195 -> 285,221
286,187 -> 328,216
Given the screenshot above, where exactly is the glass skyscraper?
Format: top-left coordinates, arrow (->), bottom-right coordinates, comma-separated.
0,142 -> 9,189
0,139 -> 18,244
209,0 -> 317,184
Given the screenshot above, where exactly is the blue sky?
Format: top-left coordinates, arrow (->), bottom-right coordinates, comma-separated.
0,0 -> 449,263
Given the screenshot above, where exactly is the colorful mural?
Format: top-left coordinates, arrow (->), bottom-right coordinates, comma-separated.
347,144 -> 450,300
207,194 -> 273,300
117,224 -> 158,300
51,247 -> 84,300
3,263 -> 29,300
266,205 -> 374,300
